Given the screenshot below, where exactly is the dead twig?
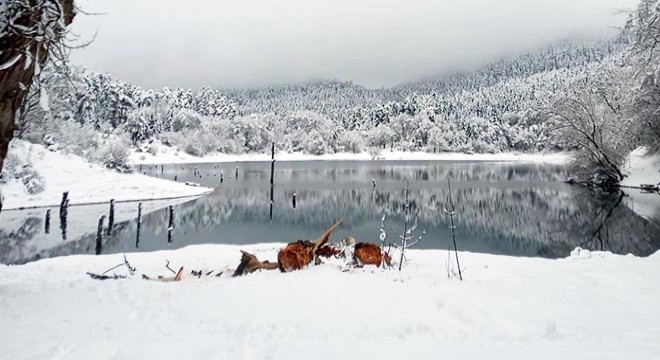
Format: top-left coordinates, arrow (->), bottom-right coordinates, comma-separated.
97,254 -> 136,277
164,259 -> 177,274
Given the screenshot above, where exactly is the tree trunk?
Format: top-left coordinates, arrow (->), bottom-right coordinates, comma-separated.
0,0 -> 76,172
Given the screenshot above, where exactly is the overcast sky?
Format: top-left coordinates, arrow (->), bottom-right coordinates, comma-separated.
70,0 -> 638,89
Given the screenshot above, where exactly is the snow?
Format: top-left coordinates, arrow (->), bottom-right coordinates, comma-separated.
131,145 -> 570,165
1,244 -> 658,360
2,141 -> 212,211
622,147 -> 660,188
620,148 -> 660,219
39,87 -> 50,111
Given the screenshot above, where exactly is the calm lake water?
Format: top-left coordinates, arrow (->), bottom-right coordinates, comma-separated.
1,160 -> 659,264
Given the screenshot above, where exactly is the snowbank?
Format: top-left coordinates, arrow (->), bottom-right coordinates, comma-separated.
622,147 -> 660,188
620,148 -> 660,219
1,244 -> 658,360
2,141 -> 213,210
131,145 -> 570,165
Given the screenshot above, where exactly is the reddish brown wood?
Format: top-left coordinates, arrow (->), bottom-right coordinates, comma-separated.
354,243 -> 390,267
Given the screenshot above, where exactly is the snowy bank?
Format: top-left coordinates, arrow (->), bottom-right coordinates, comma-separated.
131,145 -> 570,165
620,148 -> 660,219
1,141 -> 212,210
622,147 -> 660,188
1,244 -> 658,360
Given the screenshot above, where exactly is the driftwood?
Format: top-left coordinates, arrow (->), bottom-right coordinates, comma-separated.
88,220 -> 392,282
278,220 -> 343,272
231,220 -> 394,275
87,254 -> 137,280
233,251 -> 279,277
232,221 -> 344,275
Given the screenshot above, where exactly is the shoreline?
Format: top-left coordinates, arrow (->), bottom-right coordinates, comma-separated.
1,191 -> 211,212
131,148 -> 572,165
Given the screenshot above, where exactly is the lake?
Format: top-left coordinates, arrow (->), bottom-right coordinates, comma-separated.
1,160 -> 659,264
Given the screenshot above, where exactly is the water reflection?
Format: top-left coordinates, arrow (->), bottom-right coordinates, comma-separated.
1,161 -> 659,264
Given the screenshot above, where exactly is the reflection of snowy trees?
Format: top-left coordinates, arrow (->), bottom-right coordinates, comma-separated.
0,221 -> 130,264
0,217 -> 41,263
130,163 -> 660,258
3,185 -> 658,263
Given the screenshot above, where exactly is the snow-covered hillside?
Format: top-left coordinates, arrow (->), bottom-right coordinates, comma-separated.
0,244 -> 658,360
19,39 -> 626,161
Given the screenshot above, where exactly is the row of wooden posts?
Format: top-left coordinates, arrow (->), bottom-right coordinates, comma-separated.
136,143 -> 294,219
42,191 -> 71,240
94,200 -> 176,255
44,191 -> 176,255
138,163 -> 243,184
268,143 -> 299,216
49,143 -> 297,255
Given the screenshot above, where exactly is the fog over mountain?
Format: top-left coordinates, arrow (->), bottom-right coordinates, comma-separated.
70,0 -> 636,89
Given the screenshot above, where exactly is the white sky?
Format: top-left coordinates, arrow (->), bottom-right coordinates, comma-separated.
70,0 -> 638,89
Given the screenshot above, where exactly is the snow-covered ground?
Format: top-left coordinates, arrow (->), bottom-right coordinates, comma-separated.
131,145 -> 570,165
622,147 -> 660,188
1,244 -> 658,360
2,141 -> 212,210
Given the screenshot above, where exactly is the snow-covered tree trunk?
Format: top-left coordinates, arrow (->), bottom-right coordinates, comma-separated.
0,0 -> 76,173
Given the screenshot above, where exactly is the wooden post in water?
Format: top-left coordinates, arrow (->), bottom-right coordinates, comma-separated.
96,215 -> 106,255
269,143 -> 275,221
45,209 -> 51,234
292,192 -> 296,209
235,166 -> 239,180
107,199 -> 115,236
136,202 -> 142,248
167,205 -> 175,243
59,192 -> 68,220
60,192 -> 69,241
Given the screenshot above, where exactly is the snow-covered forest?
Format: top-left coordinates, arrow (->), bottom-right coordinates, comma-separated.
12,39 -> 625,164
